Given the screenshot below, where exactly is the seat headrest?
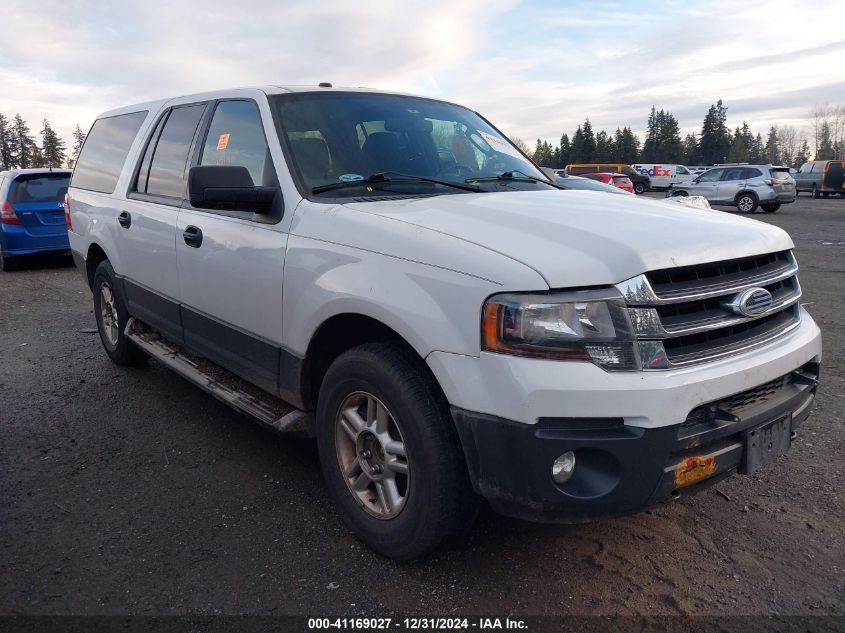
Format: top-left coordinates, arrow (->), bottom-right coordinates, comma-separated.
290,137 -> 330,179
362,132 -> 401,173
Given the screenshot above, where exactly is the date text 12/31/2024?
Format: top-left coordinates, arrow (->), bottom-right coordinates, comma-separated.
307,617 -> 528,630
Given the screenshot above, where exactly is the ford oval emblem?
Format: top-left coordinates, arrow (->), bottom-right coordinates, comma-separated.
727,287 -> 773,317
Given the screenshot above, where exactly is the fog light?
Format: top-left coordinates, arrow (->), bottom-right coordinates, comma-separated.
552,451 -> 576,483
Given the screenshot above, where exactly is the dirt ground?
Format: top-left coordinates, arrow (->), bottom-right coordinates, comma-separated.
1,194 -> 843,626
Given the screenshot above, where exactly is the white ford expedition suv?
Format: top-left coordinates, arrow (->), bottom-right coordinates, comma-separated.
66,85 -> 822,560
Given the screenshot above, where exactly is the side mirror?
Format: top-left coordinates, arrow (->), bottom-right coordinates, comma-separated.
188,165 -> 277,213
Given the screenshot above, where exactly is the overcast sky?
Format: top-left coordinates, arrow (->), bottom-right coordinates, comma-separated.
2,0 -> 844,145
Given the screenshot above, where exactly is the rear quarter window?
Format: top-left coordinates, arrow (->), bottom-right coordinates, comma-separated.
9,174 -> 70,202
71,111 -> 148,194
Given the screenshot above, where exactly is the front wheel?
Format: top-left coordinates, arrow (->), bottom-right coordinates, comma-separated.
634,182 -> 647,194
762,203 -> 781,213
736,193 -> 758,213
812,184 -> 820,198
316,342 -> 479,560
672,190 -> 689,197
93,260 -> 148,366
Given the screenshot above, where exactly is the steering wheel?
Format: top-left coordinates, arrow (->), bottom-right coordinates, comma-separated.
437,164 -> 476,179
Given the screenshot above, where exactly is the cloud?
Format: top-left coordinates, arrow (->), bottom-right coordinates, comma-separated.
0,0 -> 843,149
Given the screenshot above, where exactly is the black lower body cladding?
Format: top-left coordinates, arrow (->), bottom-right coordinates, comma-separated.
451,363 -> 819,523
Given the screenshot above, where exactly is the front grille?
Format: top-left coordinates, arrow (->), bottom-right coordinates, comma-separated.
683,375 -> 787,427
618,250 -> 802,369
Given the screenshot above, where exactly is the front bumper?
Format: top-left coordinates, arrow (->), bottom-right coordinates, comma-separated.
452,361 -> 819,523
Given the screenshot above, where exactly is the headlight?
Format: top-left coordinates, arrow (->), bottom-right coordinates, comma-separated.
482,289 -> 637,370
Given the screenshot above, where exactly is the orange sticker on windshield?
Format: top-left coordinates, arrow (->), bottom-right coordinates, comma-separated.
216,133 -> 230,150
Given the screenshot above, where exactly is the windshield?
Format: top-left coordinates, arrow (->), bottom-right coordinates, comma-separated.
271,92 -> 551,197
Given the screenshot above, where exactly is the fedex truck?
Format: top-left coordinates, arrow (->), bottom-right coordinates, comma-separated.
634,164 -> 695,189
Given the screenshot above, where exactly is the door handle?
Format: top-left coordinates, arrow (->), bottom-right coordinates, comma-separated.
183,225 -> 203,248
118,211 -> 131,229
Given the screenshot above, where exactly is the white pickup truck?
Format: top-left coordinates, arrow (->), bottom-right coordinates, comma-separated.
66,85 -> 821,559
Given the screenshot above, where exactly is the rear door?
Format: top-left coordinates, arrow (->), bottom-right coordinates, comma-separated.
176,98 -> 287,395
823,161 -> 845,193
7,173 -> 71,248
120,102 -> 208,341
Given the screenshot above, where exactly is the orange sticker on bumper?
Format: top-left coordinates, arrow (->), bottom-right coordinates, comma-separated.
675,456 -> 716,488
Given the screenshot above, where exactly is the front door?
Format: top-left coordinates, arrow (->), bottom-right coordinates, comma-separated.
176,99 -> 287,396
686,167 -> 725,198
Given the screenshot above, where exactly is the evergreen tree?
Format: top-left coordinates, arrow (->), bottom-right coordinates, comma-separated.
580,119 -> 596,163
0,113 -> 13,170
39,119 -> 67,168
764,126 -> 779,164
641,107 -> 683,162
698,100 -> 730,164
570,125 -> 585,163
750,133 -> 764,164
795,139 -> 811,167
816,122 -> 835,159
728,125 -> 749,163
595,130 -> 615,162
682,134 -> 699,165
10,113 -> 38,169
70,124 -> 86,167
558,133 -> 571,167
614,127 -> 639,164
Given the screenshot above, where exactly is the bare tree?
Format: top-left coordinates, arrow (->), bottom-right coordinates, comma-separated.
509,136 -> 533,159
775,124 -> 801,167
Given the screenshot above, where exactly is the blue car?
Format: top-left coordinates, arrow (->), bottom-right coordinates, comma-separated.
0,168 -> 72,271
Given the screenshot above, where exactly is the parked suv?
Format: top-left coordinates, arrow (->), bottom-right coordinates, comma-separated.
67,86 -> 821,559
0,168 -> 71,271
669,165 -> 795,213
794,160 -> 845,198
566,163 -> 651,194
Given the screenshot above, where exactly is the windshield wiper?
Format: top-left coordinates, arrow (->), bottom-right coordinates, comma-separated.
311,171 -> 483,195
465,170 -> 562,189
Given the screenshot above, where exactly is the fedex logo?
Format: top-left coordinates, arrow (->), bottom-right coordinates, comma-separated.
635,165 -> 672,177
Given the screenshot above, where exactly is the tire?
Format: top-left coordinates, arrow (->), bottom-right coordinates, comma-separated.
736,193 -> 758,213
0,253 -> 19,272
92,260 -> 148,366
634,182 -> 646,194
762,203 -> 781,213
315,342 -> 479,560
822,192 -> 829,198
812,184 -> 820,199
672,190 -> 689,197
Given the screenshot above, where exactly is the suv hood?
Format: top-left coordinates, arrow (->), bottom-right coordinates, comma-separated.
346,189 -> 794,288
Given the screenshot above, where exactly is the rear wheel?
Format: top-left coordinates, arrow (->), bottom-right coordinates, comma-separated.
93,260 -> 148,366
0,253 -> 19,272
761,203 -> 781,213
736,193 -> 758,213
634,182 -> 646,194
316,342 -> 479,560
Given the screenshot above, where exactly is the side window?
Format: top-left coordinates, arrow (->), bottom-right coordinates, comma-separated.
742,168 -> 762,179
722,167 -> 745,181
200,100 -> 272,186
71,111 -> 148,194
697,168 -> 724,182
676,166 -> 690,175
140,104 -> 206,199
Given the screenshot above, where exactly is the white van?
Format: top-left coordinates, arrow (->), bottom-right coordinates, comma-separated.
634,164 -> 695,189
66,85 -> 821,559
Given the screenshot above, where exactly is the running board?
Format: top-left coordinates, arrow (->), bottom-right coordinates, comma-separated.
125,318 -> 313,437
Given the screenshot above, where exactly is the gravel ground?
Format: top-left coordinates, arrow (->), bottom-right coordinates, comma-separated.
1,194 -> 843,624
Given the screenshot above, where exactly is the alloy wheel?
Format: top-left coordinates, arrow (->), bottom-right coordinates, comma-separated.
99,282 -> 119,347
335,391 -> 409,519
